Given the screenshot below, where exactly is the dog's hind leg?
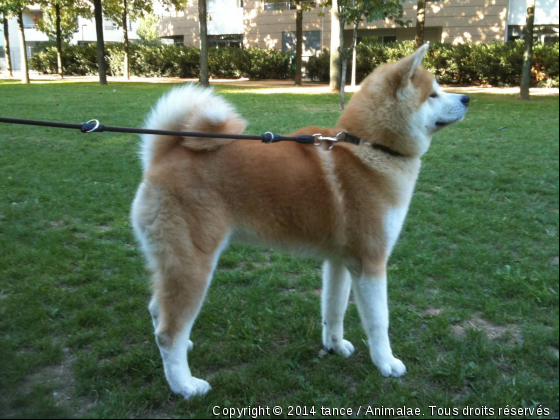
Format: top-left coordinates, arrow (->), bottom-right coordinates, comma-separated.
321,260 -> 355,357
133,183 -> 230,399
148,228 -> 230,400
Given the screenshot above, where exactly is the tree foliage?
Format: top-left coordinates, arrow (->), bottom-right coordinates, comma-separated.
35,0 -> 91,42
0,0 -> 30,16
102,0 -> 152,27
136,13 -> 160,42
321,0 -> 408,108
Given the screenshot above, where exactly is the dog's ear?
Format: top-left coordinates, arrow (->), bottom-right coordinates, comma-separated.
392,44 -> 429,92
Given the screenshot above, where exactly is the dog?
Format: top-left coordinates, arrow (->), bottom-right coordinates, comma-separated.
131,44 -> 470,399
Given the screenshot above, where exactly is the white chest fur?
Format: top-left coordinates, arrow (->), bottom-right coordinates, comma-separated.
384,204 -> 411,257
384,176 -> 416,257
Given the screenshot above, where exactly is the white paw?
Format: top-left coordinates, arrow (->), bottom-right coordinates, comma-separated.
187,340 -> 193,351
324,339 -> 355,358
171,377 -> 211,400
372,355 -> 407,378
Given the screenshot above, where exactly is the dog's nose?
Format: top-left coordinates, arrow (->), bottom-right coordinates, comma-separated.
461,95 -> 470,106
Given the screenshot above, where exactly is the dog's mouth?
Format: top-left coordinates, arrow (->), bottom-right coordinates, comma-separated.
435,117 -> 463,129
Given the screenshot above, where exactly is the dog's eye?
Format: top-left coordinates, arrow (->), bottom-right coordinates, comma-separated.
430,93 -> 439,99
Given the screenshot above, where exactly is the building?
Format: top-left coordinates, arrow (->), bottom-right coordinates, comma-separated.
2,0 -> 558,73
158,0 -> 559,60
1,4 -> 141,71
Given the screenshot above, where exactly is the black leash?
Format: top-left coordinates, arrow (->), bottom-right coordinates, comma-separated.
0,117 -> 404,156
0,117 -> 339,146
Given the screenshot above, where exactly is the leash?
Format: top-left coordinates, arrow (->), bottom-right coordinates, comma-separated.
0,117 -> 405,156
0,117 -> 355,147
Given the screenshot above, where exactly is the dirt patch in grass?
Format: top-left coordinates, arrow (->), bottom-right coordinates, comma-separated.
551,256 -> 559,266
422,307 -> 442,317
452,386 -> 472,402
16,352 -> 97,417
451,315 -> 523,344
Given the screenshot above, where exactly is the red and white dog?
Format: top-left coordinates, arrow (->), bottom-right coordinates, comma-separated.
131,45 -> 470,399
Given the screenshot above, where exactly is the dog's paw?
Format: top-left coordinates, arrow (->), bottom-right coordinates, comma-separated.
372,355 -> 406,378
172,377 -> 211,400
324,339 -> 355,358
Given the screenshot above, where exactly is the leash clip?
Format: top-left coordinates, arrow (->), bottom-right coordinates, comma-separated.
313,132 -> 345,150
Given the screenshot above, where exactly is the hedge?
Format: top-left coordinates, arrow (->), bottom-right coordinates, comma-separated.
29,40 -> 559,87
29,42 -> 290,80
307,39 -> 559,87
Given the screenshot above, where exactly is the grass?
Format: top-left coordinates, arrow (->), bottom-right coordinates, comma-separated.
0,79 -> 558,419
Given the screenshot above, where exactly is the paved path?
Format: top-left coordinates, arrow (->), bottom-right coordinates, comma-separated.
1,72 -> 558,96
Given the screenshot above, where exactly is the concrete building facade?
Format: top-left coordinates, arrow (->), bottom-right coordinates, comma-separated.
157,0 -> 559,59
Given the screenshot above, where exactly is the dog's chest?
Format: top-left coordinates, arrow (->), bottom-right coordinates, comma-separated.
383,181 -> 416,257
384,205 -> 410,256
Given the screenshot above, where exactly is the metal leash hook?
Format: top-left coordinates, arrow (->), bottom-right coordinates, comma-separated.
313,132 -> 345,150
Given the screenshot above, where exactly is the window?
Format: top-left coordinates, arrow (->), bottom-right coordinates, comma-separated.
362,35 -> 397,45
508,25 -> 559,43
161,35 -> 185,45
209,34 -> 243,48
282,30 -> 321,56
104,20 -> 117,31
0,47 -> 5,59
265,0 -> 315,11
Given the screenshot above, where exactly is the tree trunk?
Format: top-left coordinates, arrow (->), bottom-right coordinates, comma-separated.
16,12 -> 29,84
93,0 -> 108,85
199,0 -> 209,86
339,50 -> 347,109
295,1 -> 303,86
520,0 -> 535,101
415,0 -> 426,48
329,0 -> 341,92
337,13 -> 347,109
351,44 -> 356,86
3,15 -> 13,77
123,0 -> 129,80
338,20 -> 359,110
55,4 -> 63,78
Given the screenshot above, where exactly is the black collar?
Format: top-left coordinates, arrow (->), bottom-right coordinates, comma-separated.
343,133 -> 404,157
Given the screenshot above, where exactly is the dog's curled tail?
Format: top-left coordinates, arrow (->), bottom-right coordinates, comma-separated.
140,84 -> 247,171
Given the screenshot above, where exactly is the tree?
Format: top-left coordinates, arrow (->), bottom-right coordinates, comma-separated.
136,12 -> 160,43
269,0 -> 316,86
104,0 -> 152,80
324,0 -> 407,109
15,8 -> 28,83
198,0 -> 209,86
37,0 -> 90,78
415,0 -> 425,47
92,0 -> 107,85
329,0 -> 340,91
1,11 -> 13,76
294,0 -> 304,85
520,0 -> 536,101
0,0 -> 33,83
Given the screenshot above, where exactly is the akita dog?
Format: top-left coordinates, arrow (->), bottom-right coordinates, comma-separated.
131,45 -> 470,399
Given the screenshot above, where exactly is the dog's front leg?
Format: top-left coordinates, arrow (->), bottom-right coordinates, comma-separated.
352,268 -> 406,378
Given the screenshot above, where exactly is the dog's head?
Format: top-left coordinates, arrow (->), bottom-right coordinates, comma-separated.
339,45 -> 469,157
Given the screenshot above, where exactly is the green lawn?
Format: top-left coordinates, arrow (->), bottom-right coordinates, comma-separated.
0,79 -> 558,419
